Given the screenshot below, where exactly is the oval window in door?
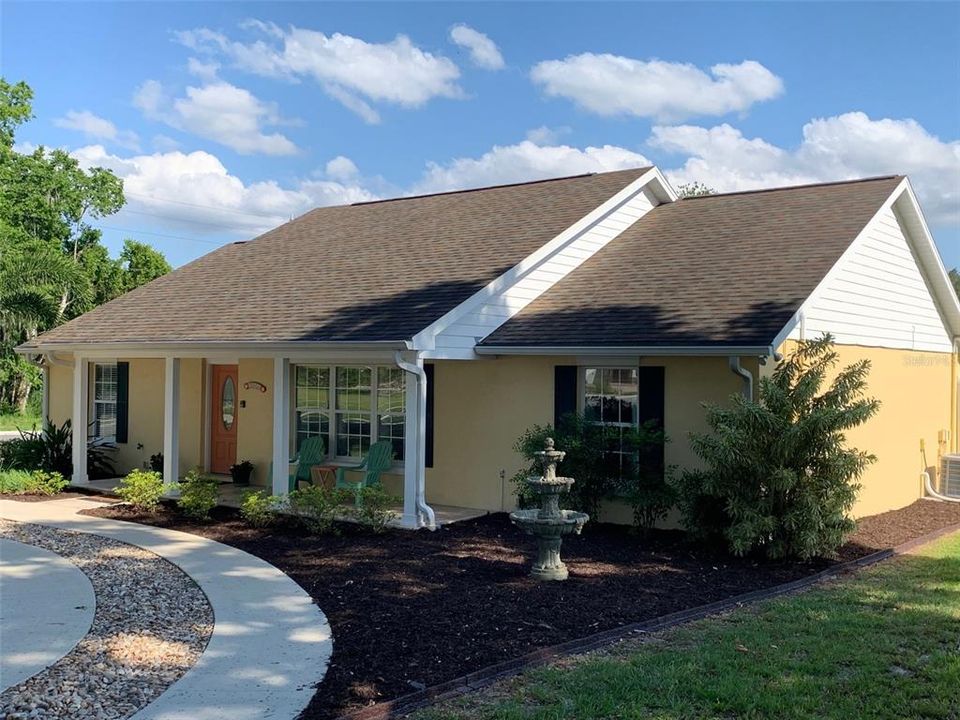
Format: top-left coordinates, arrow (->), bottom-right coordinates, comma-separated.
222,376 -> 236,430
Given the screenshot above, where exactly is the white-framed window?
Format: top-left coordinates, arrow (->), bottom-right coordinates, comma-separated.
91,363 -> 118,441
294,365 -> 405,462
582,367 -> 639,478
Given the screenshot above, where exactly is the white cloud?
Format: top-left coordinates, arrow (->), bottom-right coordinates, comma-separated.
152,134 -> 181,152
72,144 -> 375,236
187,57 -> 220,81
325,155 -> 359,182
531,54 -> 783,122
414,140 -> 650,194
449,24 -> 504,70
526,125 -> 571,146
651,111 -> 960,224
175,23 -> 463,123
134,79 -> 298,156
53,110 -> 140,150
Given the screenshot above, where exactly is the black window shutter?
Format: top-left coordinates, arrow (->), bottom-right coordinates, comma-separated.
424,363 -> 435,468
116,361 -> 130,444
554,365 -> 578,428
637,366 -> 665,472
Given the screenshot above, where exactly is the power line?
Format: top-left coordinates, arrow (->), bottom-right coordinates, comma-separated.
122,208 -> 267,231
98,224 -> 226,245
124,191 -> 287,220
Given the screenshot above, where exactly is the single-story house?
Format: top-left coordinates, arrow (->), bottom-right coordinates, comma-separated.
19,167 -> 960,528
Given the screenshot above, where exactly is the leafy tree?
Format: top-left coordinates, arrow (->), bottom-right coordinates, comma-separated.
675,335 -> 879,560
119,239 -> 171,292
0,78 -> 171,412
676,181 -> 716,198
950,268 -> 959,300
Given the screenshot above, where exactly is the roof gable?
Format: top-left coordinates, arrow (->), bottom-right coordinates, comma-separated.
480,176 -> 907,350
30,169 -> 648,347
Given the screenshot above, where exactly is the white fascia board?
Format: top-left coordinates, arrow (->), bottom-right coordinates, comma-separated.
409,168 -> 673,351
474,345 -> 771,357
895,179 -> 960,338
771,178 -> 960,351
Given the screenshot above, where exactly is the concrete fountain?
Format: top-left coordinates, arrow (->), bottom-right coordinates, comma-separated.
510,438 -> 589,581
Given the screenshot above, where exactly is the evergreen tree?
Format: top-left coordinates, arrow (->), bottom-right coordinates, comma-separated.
676,335 -> 879,559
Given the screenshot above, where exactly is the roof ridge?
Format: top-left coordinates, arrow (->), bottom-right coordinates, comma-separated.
680,175 -> 904,201
349,167 -> 649,206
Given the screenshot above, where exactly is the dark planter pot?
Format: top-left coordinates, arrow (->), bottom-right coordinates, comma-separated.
230,465 -> 254,486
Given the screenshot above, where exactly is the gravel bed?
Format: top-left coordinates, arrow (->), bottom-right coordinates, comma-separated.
0,520 -> 214,720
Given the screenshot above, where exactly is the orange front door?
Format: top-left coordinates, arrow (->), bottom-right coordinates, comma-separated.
210,364 -> 238,474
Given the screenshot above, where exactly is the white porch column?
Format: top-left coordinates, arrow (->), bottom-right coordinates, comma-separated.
71,355 -> 88,484
163,357 -> 180,484
272,357 -> 291,496
401,365 -> 420,528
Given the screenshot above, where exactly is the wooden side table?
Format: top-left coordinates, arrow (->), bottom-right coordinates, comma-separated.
310,465 -> 338,490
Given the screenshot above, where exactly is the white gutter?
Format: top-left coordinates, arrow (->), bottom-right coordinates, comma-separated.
394,351 -> 436,530
475,345 -> 771,357
43,352 -> 74,367
728,356 -> 753,400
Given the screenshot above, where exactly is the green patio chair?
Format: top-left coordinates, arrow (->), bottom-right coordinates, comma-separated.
335,440 -> 394,494
291,436 -> 329,489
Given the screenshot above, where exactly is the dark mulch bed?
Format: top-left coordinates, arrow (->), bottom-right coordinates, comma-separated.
0,490 -> 110,503
82,499 -> 960,719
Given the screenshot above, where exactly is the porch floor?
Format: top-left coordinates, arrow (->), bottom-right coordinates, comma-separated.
78,478 -> 489,528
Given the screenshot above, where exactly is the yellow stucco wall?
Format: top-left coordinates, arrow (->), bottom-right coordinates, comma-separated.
236,358 -> 275,487
48,363 -> 72,426
779,341 -> 956,518
426,356 -> 561,510
426,355 -> 755,516
46,357 -> 204,477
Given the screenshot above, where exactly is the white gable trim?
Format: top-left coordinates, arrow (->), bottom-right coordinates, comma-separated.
772,178 -> 960,353
411,167 -> 676,359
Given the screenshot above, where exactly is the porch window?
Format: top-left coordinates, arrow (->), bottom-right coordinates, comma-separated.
294,364 -> 405,462
295,366 -> 331,455
582,367 -> 639,478
92,363 -> 118,441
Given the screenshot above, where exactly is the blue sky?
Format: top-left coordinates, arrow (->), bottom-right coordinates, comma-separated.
3,2 -> 959,269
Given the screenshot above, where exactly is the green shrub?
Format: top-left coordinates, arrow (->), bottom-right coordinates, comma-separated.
116,469 -> 168,512
512,413 -> 670,524
177,469 -> 219,520
0,469 -> 35,494
0,469 -> 68,495
240,489 -> 281,528
615,420 -> 676,534
288,484 -> 351,534
349,485 -> 399,533
676,335 -> 878,560
0,419 -> 116,480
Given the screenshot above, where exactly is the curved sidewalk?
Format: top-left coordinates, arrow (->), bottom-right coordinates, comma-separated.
0,537 -> 96,691
0,497 -> 332,720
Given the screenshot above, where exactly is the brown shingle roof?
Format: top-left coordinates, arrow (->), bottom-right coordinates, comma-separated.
33,168 -> 649,346
481,176 -> 903,349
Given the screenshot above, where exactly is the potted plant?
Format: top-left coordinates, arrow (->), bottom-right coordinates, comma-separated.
229,459 -> 255,486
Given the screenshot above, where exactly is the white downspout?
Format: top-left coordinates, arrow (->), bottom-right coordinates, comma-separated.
395,351 -> 436,529
728,356 -> 753,400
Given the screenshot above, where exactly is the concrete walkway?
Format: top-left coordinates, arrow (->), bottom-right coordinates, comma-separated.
0,497 -> 333,720
0,537 -> 95,691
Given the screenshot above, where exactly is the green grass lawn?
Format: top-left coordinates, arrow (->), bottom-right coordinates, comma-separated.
0,413 -> 40,431
420,531 -> 960,720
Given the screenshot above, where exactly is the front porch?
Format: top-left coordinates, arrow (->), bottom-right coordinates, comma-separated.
80,477 -> 488,528
56,349 -> 449,529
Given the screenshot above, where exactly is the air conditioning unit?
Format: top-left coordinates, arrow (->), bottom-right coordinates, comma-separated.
940,454 -> 960,499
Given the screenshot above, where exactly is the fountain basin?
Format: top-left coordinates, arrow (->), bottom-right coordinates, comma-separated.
510,509 -> 589,535
510,509 -> 589,581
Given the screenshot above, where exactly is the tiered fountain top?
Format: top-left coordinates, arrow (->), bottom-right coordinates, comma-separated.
529,438 -> 574,490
